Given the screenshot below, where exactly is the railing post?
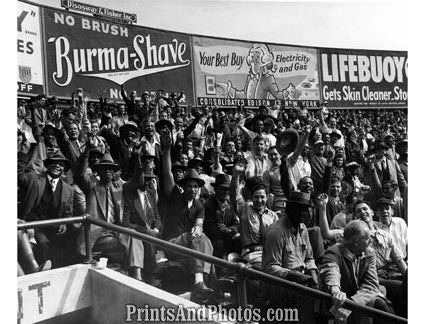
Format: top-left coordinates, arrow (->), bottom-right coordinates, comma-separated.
236,272 -> 248,309
83,220 -> 92,264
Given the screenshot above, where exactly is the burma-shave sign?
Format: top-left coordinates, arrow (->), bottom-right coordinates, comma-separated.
43,8 -> 194,103
320,48 -> 408,108
193,37 -> 320,108
61,0 -> 137,23
17,1 -> 44,95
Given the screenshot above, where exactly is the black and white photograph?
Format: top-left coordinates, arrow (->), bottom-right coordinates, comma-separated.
10,0 -> 417,323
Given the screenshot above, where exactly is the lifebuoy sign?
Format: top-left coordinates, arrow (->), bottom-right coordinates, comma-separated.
319,48 -> 408,108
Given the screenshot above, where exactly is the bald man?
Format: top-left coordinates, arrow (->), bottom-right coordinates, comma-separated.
319,220 -> 393,324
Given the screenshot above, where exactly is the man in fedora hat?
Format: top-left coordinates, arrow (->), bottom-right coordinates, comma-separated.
160,128 -> 214,298
204,173 -> 240,260
263,191 -> 318,285
368,140 -> 406,198
26,122 -> 62,175
28,94 -> 49,141
76,154 -> 129,270
123,165 -> 161,283
18,152 -> 75,267
395,138 -> 407,181
262,191 -> 318,321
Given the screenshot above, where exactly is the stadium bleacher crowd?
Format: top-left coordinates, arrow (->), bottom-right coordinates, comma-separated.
17,86 -> 408,322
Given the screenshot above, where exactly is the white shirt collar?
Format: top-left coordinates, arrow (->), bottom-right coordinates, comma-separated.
47,175 -> 59,192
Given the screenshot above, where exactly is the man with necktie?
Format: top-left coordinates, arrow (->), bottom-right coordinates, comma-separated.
18,152 -> 75,267
123,155 -> 161,283
76,154 -> 128,270
369,140 -> 407,198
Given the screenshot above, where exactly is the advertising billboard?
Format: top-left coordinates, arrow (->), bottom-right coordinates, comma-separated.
192,37 -> 320,108
43,8 -> 194,103
18,1 -> 44,95
319,48 -> 408,108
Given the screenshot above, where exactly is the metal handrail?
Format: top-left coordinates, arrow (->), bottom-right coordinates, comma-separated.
18,216 -> 407,323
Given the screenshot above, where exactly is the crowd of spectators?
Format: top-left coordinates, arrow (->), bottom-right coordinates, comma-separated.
17,85 -> 408,322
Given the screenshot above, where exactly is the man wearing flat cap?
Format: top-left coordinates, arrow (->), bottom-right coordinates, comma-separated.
160,127 -> 214,298
18,152 -> 75,267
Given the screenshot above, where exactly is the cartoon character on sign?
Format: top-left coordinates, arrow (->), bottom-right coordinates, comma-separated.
215,44 -> 301,100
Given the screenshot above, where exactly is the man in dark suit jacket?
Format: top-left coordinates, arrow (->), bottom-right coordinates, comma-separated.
28,94 -> 49,141
123,160 -> 161,282
99,121 -> 140,181
204,173 -> 240,260
370,140 -> 407,197
18,152 -> 75,267
319,220 -> 393,324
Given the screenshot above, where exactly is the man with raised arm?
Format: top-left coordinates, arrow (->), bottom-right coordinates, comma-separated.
160,127 -> 214,299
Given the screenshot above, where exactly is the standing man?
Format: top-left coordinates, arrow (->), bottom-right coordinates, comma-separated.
230,162 -> 278,269
160,127 -> 214,299
99,121 -> 140,181
369,140 -> 407,197
262,146 -> 286,215
244,135 -> 270,178
18,152 -> 75,267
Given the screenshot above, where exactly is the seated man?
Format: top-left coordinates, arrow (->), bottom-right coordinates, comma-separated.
374,197 -> 407,261
160,128 -> 214,299
18,152 -> 75,268
230,162 -> 278,270
262,191 -> 319,321
263,191 -> 319,284
319,220 -> 394,324
76,154 -> 129,270
123,163 -> 161,283
204,173 -> 240,261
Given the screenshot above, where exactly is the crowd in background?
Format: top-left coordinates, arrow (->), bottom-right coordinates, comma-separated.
17,86 -> 408,322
